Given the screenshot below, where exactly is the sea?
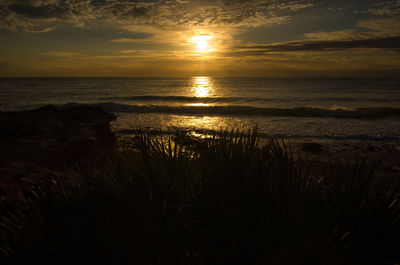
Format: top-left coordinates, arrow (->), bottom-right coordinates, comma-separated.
1,77 -> 400,149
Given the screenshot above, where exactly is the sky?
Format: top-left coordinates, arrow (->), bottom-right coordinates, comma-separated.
0,0 -> 399,77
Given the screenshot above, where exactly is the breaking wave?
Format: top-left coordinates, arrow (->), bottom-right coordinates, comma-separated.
99,95 -> 400,104
62,102 -> 400,119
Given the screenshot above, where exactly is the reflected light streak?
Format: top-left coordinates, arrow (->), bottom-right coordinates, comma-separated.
187,103 -> 211,107
166,115 -> 227,138
191,76 -> 215,98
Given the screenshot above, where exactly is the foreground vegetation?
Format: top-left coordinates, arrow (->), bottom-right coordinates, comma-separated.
1,129 -> 400,265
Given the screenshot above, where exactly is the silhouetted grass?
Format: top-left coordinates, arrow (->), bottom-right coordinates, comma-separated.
1,129 -> 400,265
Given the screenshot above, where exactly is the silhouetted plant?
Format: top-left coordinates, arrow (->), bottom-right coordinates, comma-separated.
1,129 -> 399,265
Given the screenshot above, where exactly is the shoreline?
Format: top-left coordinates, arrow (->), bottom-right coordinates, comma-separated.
114,128 -> 400,176
1,106 -> 399,204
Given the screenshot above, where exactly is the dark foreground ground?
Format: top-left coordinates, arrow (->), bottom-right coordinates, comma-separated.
0,106 -> 116,209
1,106 -> 400,265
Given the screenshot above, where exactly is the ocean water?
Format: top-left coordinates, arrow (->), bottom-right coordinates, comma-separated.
1,77 -> 400,142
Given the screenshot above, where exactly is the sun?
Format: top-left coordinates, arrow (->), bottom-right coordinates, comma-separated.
192,35 -> 212,53
197,39 -> 207,51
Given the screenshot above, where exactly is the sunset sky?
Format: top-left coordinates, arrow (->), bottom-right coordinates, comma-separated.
0,0 -> 399,77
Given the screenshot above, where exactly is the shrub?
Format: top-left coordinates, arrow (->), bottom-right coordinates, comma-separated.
1,129 -> 399,265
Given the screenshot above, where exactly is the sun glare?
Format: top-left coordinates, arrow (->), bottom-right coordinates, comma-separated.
192,35 -> 212,53
197,39 -> 207,51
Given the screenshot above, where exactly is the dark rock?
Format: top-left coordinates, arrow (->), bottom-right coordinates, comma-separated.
0,105 -> 117,210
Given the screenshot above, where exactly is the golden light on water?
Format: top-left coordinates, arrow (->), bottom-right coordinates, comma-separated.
191,76 -> 215,98
166,115 -> 228,138
189,103 -> 211,107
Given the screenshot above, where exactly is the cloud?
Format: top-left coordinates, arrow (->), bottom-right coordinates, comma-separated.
234,36 -> 400,55
357,18 -> 400,36
0,0 -> 93,31
303,18 -> 400,44
109,31 -> 153,42
304,30 -> 376,41
8,3 -> 70,19
367,1 -> 400,16
42,51 -> 87,58
110,37 -> 150,43
0,5 -> 56,32
267,2 -> 313,11
0,0 -> 313,32
40,50 -> 175,60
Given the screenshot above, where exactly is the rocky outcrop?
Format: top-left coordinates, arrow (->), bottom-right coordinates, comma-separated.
0,105 -> 117,210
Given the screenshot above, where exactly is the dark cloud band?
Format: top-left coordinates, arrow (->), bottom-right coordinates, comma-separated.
8,3 -> 70,19
234,36 -> 400,54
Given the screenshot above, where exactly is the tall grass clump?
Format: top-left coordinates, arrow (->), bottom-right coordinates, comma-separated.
1,128 -> 400,265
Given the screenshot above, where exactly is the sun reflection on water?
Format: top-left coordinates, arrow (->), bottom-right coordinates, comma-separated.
188,103 -> 211,107
191,76 -> 215,98
167,115 -> 227,138
185,77 -> 219,127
